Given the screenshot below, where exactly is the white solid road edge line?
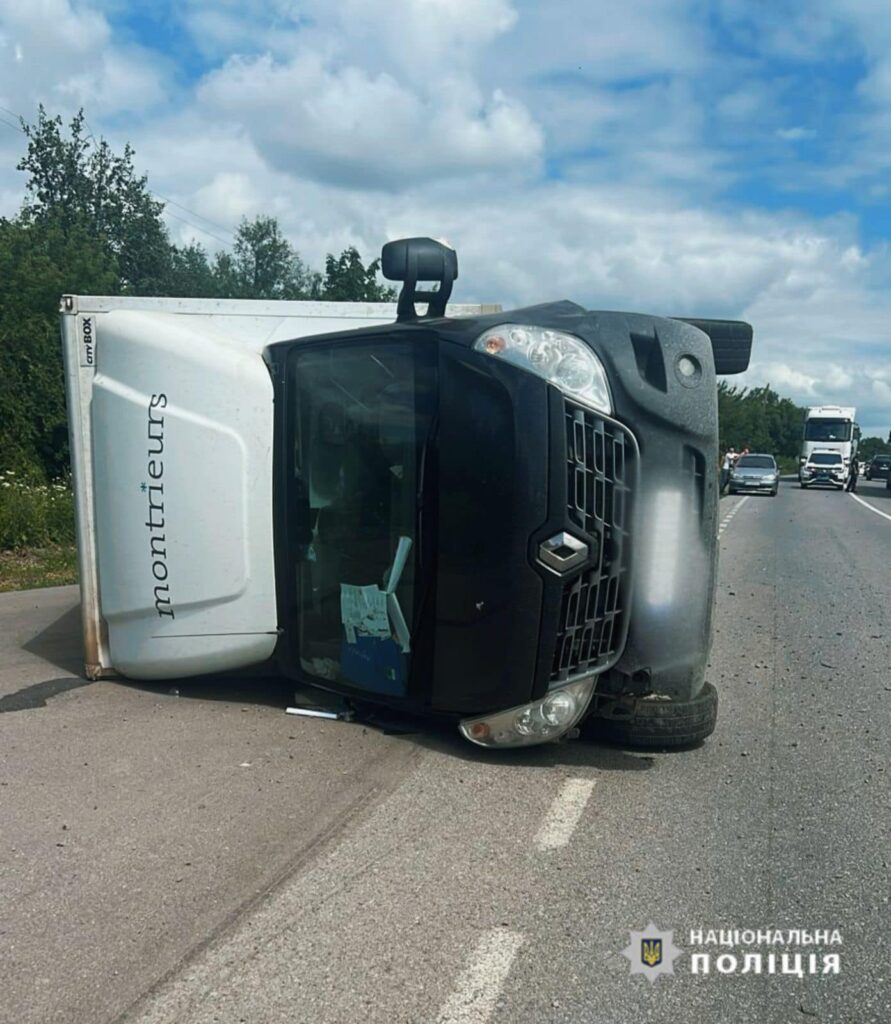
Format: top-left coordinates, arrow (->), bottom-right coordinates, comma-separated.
435,929 -> 525,1024
535,778 -> 597,852
849,492 -> 891,523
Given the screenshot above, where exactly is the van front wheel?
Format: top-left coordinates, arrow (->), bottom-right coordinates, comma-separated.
583,683 -> 718,749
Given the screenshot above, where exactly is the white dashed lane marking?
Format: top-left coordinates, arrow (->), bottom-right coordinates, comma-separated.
718,495 -> 749,539
849,492 -> 891,524
435,929 -> 525,1024
534,778 -> 597,852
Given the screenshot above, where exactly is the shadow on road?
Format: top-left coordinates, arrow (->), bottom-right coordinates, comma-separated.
116,673 -> 295,711
13,601 -> 657,770
21,602 -> 86,676
857,483 -> 891,501
108,680 -> 657,771
0,676 -> 94,713
377,713 -> 658,771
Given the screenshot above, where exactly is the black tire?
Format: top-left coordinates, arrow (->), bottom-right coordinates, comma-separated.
800,482 -> 809,489
728,487 -> 736,495
770,487 -> 778,496
584,683 -> 718,749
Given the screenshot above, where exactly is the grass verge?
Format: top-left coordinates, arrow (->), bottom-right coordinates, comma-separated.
0,545 -> 78,592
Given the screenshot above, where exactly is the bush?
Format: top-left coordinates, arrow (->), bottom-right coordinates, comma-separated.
0,469 -> 75,549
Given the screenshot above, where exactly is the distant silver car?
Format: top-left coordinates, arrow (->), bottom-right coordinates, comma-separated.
728,453 -> 779,495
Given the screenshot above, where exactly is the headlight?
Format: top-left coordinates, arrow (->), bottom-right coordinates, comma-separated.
458,678 -> 595,748
761,475 -> 776,482
474,324 -> 611,414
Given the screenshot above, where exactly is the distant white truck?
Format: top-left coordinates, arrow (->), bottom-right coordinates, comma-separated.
799,405 -> 859,488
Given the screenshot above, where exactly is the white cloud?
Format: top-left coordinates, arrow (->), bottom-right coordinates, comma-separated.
747,362 -> 820,397
306,0 -> 519,80
56,46 -> 172,115
498,0 -> 706,83
0,0 -> 171,120
776,126 -> 817,141
823,364 -> 854,389
196,46 -> 542,188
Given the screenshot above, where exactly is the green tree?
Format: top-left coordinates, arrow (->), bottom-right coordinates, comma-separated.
225,215 -> 319,299
717,381 -> 806,463
320,246 -> 395,301
165,242 -> 218,298
0,215 -> 117,475
858,436 -> 891,462
17,106 -> 171,293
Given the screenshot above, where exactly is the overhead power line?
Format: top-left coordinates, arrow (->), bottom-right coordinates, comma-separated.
163,209 -> 233,249
152,192 -> 236,240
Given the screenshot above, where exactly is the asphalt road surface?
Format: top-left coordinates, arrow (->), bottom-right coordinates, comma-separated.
1,479 -> 888,1024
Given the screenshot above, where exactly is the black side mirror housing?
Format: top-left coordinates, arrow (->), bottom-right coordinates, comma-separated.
672,317 -> 753,375
381,237 -> 458,322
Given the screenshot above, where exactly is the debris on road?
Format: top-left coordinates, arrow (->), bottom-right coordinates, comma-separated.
285,707 -> 339,720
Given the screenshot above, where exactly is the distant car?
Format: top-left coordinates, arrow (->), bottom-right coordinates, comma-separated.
865,455 -> 891,480
800,451 -> 846,490
729,453 -> 779,495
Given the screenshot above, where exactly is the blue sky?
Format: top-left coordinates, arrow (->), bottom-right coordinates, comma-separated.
0,0 -> 890,435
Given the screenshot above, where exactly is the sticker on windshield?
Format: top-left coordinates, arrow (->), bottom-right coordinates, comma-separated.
339,536 -> 414,651
340,584 -> 391,643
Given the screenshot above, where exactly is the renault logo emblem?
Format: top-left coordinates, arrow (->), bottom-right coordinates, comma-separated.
538,532 -> 588,574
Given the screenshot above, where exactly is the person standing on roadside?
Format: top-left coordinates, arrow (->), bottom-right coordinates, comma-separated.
720,446 -> 737,495
845,455 -> 858,493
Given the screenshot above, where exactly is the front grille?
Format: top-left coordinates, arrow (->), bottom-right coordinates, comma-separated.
551,402 -> 636,682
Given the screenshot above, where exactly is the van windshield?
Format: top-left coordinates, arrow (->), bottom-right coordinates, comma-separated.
805,418 -> 851,442
286,339 -> 436,696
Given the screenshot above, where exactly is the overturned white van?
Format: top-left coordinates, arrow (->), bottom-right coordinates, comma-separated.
62,238 -> 752,748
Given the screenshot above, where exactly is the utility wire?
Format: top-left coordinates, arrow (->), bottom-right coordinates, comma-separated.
0,105 -> 25,125
163,209 -> 233,249
152,193 -> 236,239
0,116 -> 24,134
